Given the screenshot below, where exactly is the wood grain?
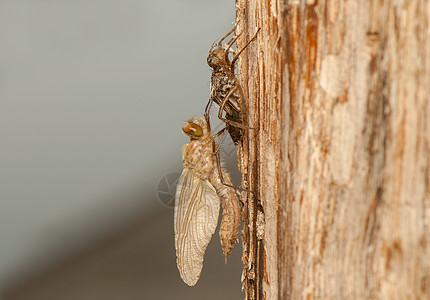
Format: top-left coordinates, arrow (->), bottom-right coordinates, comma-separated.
236,0 -> 430,299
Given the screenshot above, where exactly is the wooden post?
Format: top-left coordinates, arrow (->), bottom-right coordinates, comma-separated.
236,0 -> 430,299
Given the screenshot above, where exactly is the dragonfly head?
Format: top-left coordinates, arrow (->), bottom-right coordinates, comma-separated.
182,117 -> 210,140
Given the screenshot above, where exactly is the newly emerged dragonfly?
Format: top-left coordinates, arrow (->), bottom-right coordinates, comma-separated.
174,116 -> 240,286
205,25 -> 260,145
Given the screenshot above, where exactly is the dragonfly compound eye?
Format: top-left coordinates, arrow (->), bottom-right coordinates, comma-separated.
182,123 -> 203,138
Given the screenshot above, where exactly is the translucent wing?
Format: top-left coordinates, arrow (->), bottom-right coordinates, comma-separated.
174,168 -> 220,286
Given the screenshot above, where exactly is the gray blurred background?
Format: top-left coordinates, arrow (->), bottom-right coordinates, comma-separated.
0,0 -> 244,299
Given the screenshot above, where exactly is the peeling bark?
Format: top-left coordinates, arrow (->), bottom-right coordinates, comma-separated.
236,0 -> 430,299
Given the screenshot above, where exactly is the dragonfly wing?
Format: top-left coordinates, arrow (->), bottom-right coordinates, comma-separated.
174,168 -> 220,286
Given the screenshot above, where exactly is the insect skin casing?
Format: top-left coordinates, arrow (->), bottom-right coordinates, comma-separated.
206,26 -> 259,146
210,67 -> 242,116
210,69 -> 244,146
207,40 -> 244,146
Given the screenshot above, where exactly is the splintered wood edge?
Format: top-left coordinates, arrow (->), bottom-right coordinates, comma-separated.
235,2 -> 259,297
236,1 -> 285,299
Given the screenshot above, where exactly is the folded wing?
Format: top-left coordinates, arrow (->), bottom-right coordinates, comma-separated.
174,168 -> 220,286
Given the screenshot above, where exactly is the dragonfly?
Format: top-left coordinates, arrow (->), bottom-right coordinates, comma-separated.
205,25 -> 260,145
174,116 -> 241,286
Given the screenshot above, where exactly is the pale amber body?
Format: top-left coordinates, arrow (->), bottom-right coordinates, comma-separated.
174,116 -> 240,286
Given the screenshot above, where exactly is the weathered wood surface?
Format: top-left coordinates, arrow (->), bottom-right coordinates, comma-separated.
236,0 -> 430,299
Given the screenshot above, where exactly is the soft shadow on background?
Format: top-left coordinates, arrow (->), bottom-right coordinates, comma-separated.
0,0 -> 244,298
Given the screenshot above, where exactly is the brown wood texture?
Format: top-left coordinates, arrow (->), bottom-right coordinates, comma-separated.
236,0 -> 430,299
